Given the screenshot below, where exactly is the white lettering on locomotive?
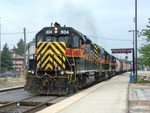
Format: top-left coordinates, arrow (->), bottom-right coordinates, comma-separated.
46,30 -> 53,34
60,30 -> 69,34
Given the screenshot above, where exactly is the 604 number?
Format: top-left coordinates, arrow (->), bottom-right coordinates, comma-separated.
60,30 -> 69,34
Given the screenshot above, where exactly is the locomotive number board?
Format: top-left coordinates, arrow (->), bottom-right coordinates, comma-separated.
46,28 -> 70,35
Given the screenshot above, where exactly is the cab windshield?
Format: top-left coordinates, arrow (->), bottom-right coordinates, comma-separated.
36,35 -> 80,48
37,35 -> 69,43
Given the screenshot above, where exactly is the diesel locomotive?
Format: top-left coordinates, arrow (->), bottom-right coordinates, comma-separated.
25,22 -> 130,95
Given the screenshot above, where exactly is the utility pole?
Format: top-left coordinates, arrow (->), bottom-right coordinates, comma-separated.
23,28 -> 26,76
135,0 -> 138,81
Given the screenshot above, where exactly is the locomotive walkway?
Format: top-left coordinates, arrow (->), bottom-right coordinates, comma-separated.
38,72 -> 129,113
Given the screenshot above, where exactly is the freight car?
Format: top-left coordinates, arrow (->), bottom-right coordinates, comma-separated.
25,22 -> 131,95
115,58 -> 131,75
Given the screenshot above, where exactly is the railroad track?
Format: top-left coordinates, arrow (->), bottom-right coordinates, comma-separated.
0,94 -> 72,113
0,81 -> 98,112
0,85 -> 24,93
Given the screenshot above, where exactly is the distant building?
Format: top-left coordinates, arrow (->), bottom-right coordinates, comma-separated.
10,50 -> 24,73
9,43 -> 35,72
26,43 -> 35,59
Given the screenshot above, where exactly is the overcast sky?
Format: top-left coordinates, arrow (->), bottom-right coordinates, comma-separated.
0,0 -> 150,60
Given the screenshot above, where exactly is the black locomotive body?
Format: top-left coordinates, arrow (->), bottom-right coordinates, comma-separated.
25,23 -> 116,95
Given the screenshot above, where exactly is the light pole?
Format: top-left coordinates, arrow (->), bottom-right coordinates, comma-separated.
23,28 -> 26,76
135,0 -> 138,81
129,30 -> 135,75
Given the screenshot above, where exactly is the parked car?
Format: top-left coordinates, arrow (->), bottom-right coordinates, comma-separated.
0,72 -> 7,78
0,71 -> 18,78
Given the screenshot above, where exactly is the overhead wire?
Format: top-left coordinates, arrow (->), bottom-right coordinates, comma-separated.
1,31 -> 145,42
0,17 -> 146,42
0,17 -> 23,30
1,31 -> 37,35
87,35 -> 145,42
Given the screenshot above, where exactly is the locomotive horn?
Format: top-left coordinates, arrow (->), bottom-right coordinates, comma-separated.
54,22 -> 60,27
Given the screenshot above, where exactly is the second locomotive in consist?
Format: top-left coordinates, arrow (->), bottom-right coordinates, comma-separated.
25,22 -> 130,95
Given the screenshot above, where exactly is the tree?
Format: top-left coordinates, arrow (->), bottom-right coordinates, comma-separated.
139,19 -> 150,66
27,38 -> 35,49
13,38 -> 25,56
1,43 -> 13,71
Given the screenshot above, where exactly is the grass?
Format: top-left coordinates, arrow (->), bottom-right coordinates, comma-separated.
135,80 -> 150,83
0,76 -> 26,88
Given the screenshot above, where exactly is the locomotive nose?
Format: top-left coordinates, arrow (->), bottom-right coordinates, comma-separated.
37,42 -> 66,70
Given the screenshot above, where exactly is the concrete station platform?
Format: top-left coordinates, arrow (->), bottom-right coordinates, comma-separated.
129,71 -> 150,113
38,72 -> 129,113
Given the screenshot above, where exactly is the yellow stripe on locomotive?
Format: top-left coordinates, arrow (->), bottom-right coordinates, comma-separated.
37,42 -> 66,70
94,44 -> 98,67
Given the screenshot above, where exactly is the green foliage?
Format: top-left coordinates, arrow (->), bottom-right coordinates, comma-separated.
27,38 -> 35,49
135,80 -> 150,83
139,19 -> 150,66
1,43 -> 13,71
31,38 -> 35,43
13,38 -> 24,56
139,44 -> 150,65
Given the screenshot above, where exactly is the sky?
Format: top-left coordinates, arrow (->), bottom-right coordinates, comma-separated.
0,0 -> 150,60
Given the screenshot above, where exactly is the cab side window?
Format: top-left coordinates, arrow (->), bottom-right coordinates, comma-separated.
37,36 -> 43,42
72,35 -> 80,48
90,44 -> 94,57
68,37 -> 73,47
85,45 -> 90,54
98,48 -> 101,58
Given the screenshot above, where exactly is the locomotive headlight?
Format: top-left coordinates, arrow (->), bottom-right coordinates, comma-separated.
31,70 -> 34,74
54,27 -> 58,30
60,71 -> 65,75
54,30 -> 58,34
28,70 -> 34,74
27,70 -> 31,74
54,27 -> 58,34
